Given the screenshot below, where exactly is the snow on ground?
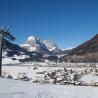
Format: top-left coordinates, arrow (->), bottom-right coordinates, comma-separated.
2,66 -> 85,80
1,65 -> 98,98
2,66 -> 63,81
0,78 -> 98,98
2,58 -> 19,65
80,74 -> 98,83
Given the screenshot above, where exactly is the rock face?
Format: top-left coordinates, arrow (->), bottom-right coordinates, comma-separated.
60,34 -> 98,62
20,36 -> 62,55
43,40 -> 58,51
43,40 -> 62,55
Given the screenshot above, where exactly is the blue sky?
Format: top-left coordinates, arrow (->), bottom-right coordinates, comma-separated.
0,0 -> 98,49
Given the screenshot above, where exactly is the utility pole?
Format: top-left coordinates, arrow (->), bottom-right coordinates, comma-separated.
0,34 -> 3,76
0,27 -> 15,76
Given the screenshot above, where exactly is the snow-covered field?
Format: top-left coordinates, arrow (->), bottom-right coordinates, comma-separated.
2,65 -> 98,86
2,66 -> 61,78
1,64 -> 98,98
0,78 -> 98,98
80,74 -> 98,83
2,66 -> 85,81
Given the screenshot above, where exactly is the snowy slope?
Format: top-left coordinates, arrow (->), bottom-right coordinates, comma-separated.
0,78 -> 98,98
2,36 -> 64,64
2,39 -> 44,64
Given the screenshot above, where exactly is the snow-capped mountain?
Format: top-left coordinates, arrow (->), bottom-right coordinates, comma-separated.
43,40 -> 58,51
43,40 -> 62,54
20,36 -> 62,55
20,36 -> 49,54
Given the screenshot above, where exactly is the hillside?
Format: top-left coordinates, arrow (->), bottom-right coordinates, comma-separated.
2,36 -> 63,64
2,39 -> 43,63
61,34 -> 98,62
69,34 -> 98,55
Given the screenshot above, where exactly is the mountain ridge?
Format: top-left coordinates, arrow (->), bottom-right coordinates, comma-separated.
60,34 -> 98,62
20,36 -> 62,54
